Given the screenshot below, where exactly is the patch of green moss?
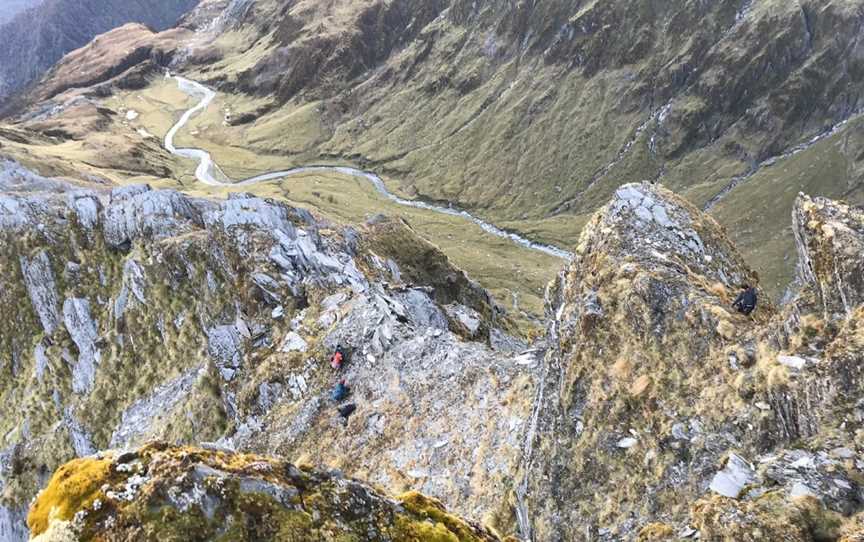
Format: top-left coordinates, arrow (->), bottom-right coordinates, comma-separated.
32,445 -> 503,541
27,455 -> 114,536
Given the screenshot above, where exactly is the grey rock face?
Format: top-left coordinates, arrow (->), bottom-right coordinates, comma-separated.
608,183 -> 745,286
20,250 -> 60,334
62,297 -> 101,394
111,365 -> 206,448
110,184 -> 151,202
0,506 -> 27,542
34,340 -> 49,382
793,194 -> 864,319
69,192 -> 102,232
444,303 -> 483,338
397,288 -> 448,330
64,407 -> 96,457
279,332 -> 308,353
103,187 -> 203,248
207,325 -> 245,381
206,194 -> 296,235
122,259 -> 147,305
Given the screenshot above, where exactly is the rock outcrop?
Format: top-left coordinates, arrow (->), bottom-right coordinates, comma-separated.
793,195 -> 864,320
27,443 -> 504,542
519,183 -> 864,541
0,180 -> 528,539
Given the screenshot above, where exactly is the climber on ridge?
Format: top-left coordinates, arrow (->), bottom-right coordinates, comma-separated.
330,344 -> 345,370
338,403 -> 357,422
732,285 -> 758,316
332,379 -> 351,402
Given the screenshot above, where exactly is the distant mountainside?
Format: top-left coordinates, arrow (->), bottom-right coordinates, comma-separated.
1,0 -> 863,296
0,0 -> 200,104
182,0 -> 864,295
0,0 -> 42,25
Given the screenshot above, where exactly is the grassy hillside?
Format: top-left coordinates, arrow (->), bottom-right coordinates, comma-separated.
3,0 -> 864,304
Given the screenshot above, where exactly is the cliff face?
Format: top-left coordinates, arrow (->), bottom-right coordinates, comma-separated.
519,183 -> 864,541
0,0 -> 200,105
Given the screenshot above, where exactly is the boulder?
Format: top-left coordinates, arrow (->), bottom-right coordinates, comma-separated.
26,444 -> 503,541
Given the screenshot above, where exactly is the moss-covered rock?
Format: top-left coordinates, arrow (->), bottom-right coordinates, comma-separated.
28,443 -> 502,542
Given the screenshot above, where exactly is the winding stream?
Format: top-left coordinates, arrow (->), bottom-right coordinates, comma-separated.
164,75 -> 574,260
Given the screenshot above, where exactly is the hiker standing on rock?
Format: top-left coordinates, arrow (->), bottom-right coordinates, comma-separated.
732,285 -> 758,316
331,379 -> 351,402
330,344 -> 346,370
337,403 -> 357,422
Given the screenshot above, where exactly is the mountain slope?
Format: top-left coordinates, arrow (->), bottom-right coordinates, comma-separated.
0,176 -> 529,540
0,0 -> 200,105
0,0 -> 42,25
177,0 -> 864,295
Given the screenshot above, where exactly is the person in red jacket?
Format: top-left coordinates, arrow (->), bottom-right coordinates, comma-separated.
330,344 -> 345,370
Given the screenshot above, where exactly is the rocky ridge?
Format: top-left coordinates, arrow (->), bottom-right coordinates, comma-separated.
6,177 -> 863,541
519,183 -> 864,540
0,171 -> 530,540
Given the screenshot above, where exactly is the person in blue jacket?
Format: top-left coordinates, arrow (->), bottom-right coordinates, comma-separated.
332,379 -> 350,402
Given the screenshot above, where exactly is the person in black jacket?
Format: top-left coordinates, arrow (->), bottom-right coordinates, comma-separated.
732,285 -> 758,316
337,403 -> 357,421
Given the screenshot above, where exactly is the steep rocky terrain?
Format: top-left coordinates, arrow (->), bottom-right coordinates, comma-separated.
518,184 -> 864,540
26,443 -> 504,541
0,1 -> 863,540
1,169 -> 862,541
0,172 -> 529,540
0,0 -> 200,106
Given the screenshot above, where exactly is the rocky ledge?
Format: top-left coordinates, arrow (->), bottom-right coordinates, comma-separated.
27,442 -> 505,542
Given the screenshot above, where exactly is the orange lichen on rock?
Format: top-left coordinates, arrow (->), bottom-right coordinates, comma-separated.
27,455 -> 113,536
